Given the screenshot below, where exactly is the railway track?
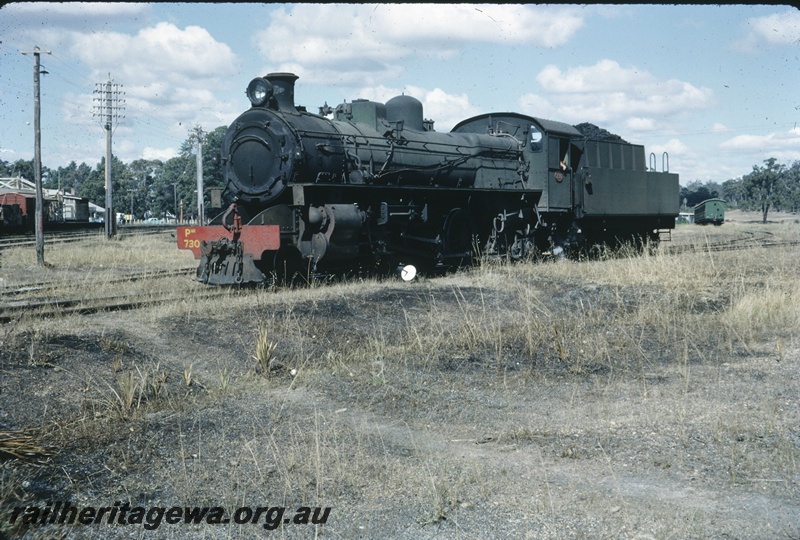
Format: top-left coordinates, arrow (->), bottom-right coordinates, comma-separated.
3,229 -> 796,323
0,226 -> 232,322
0,287 -> 244,324
661,229 -> 800,255
0,262 -> 210,323
1,267 -> 197,298
0,230 -> 102,249
0,226 -> 174,250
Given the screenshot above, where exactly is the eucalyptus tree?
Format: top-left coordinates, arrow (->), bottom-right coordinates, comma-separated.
742,158 -> 786,223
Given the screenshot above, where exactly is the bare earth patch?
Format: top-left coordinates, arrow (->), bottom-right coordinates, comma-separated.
1,222 -> 799,539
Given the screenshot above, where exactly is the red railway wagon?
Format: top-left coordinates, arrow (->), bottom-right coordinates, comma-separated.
0,192 -> 33,229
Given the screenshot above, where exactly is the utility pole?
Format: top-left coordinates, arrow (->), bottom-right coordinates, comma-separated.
21,46 -> 50,267
189,126 -> 205,225
93,74 -> 124,239
128,188 -> 136,222
172,182 -> 178,223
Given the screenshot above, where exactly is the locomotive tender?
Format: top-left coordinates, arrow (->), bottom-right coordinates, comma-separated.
178,73 -> 679,285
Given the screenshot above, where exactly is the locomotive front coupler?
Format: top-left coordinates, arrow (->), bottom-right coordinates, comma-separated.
177,203 -> 282,286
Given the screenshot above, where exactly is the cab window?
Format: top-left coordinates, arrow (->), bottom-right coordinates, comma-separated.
549,138 -> 582,170
529,125 -> 543,152
548,138 -> 564,169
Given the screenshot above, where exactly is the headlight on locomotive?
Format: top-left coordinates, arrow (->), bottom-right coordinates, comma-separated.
246,77 -> 273,107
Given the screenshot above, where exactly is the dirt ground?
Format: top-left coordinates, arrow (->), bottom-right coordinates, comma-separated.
1,222 -> 799,539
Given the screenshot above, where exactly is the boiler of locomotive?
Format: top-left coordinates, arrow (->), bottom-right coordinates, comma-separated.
223,72 -> 526,206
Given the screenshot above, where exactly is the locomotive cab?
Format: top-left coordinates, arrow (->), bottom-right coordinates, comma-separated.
536,118 -> 584,212
451,113 -> 583,213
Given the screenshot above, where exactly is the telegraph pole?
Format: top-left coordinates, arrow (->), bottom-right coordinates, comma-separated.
93,74 -> 124,239
172,183 -> 178,223
128,188 -> 136,221
190,126 -> 205,225
21,46 -> 50,267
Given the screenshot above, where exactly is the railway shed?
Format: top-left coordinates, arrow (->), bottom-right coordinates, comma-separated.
0,176 -> 92,231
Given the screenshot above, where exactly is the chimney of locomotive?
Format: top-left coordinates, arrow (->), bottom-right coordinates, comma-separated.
265,72 -> 299,113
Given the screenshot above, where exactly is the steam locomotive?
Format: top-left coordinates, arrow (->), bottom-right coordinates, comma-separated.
178,73 -> 679,285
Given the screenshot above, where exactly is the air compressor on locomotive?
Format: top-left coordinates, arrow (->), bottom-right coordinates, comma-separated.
178,73 -> 679,285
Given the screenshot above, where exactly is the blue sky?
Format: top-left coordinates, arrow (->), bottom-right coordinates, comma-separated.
1,3 -> 799,185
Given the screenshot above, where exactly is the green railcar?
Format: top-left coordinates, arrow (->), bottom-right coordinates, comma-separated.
694,198 -> 725,225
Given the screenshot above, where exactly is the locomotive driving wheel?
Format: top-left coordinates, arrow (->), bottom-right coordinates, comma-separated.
268,246 -> 306,286
440,208 -> 474,264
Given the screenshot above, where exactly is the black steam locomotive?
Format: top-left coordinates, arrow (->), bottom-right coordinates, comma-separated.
178,73 -> 679,284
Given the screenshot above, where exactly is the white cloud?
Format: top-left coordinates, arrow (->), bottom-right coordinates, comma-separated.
649,138 -> 689,157
719,128 -> 800,155
59,22 -> 242,158
421,88 -> 478,129
748,9 -> 800,46
1,2 -> 150,48
712,123 -> 729,133
536,59 -> 642,93
142,147 -> 179,162
70,23 -> 238,82
713,127 -> 800,172
368,4 -> 585,47
626,117 -> 655,131
520,60 -> 713,127
254,4 -> 586,83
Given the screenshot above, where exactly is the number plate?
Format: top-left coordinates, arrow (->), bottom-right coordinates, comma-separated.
177,225 -> 280,259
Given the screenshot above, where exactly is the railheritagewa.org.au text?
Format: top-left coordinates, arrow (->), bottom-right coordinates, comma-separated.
8,501 -> 331,531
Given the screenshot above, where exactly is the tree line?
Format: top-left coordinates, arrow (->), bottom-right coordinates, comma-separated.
0,126 -> 230,222
678,158 -> 799,223
2,131 -> 798,224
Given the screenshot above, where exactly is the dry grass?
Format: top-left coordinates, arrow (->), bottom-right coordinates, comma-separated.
1,221 -> 799,539
0,429 -> 52,461
1,230 -> 193,275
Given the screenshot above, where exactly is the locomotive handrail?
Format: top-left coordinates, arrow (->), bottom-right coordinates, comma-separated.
649,152 -> 670,173
221,203 -> 242,235
378,141 -> 395,174
489,132 -> 524,147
